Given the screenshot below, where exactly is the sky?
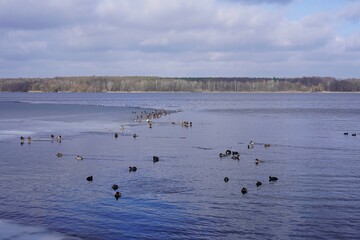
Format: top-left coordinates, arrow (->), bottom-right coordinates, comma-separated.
0,0 -> 360,78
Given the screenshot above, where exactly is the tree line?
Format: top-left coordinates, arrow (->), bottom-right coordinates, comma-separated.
0,76 -> 360,92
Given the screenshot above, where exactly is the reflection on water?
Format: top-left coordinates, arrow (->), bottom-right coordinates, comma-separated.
0,93 -> 360,240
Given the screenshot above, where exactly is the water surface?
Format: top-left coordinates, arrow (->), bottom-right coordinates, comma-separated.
0,92 -> 359,239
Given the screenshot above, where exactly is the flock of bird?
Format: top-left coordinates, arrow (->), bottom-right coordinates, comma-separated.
19,108 -> 282,199
219,140 -> 278,195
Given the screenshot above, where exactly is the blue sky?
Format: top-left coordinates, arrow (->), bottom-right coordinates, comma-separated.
0,0 -> 359,78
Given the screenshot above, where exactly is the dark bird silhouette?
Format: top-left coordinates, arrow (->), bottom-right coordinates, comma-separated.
129,166 -> 137,172
269,176 -> 278,182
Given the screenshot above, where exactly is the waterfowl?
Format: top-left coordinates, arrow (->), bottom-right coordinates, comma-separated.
51,134 -> 55,139
264,144 -> 271,148
20,136 -> 25,141
269,176 -> 278,182
129,166 -> 137,172
231,154 -> 240,160
247,144 -> 254,149
120,126 -> 125,131
112,184 -> 119,191
249,141 -> 255,145
344,132 -> 349,136
352,133 -> 357,137
114,191 -> 121,199
225,150 -> 232,155
153,156 -> 159,163
115,133 -> 118,138
232,151 -> 239,156
255,158 -> 263,165
56,152 -> 63,157
133,134 -> 138,138
224,177 -> 229,183
86,176 -> 93,181
76,155 -> 84,160
241,187 -> 248,194
219,153 -> 225,158
57,135 -> 62,140
27,136 -> 32,141
256,181 -> 262,187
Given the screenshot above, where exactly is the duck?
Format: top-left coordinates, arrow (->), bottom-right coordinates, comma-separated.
269,176 -> 278,182
153,156 -> 159,163
57,135 -> 62,140
129,166 -> 137,172
352,133 -> 357,137
241,187 -> 248,194
114,191 -> 121,199
264,144 -> 271,148
86,176 -> 93,181
51,134 -> 55,139
247,144 -> 254,149
115,133 -> 118,138
224,177 -> 229,183
27,136 -> 32,141
225,150 -> 232,155
76,155 -> 84,160
344,132 -> 349,136
20,136 -> 25,141
231,154 -> 240,160
112,184 -> 119,191
56,152 -> 63,157
255,158 -> 263,165
219,153 -> 225,158
133,134 -> 138,138
256,181 -> 262,187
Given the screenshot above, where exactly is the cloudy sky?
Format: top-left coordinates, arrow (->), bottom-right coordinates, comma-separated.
1,0 -> 359,78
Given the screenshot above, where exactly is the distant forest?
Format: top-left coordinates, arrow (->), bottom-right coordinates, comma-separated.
1,76 -> 360,92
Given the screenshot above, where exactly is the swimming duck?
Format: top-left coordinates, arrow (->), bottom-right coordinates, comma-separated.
225,150 -> 232,155
232,154 -> 240,160
86,176 -> 93,181
76,155 -> 84,160
256,181 -> 262,187
51,134 -> 55,139
112,184 -> 119,191
115,133 -> 118,138
20,136 -> 25,141
269,176 -> 278,182
264,144 -> 271,148
114,191 -> 121,199
133,134 -> 138,138
224,177 -> 229,183
27,136 -> 32,141
352,133 -> 357,137
344,132 -> 349,136
56,152 -> 63,157
241,187 -> 248,194
255,158 -> 263,165
129,166 -> 137,172
153,156 -> 159,163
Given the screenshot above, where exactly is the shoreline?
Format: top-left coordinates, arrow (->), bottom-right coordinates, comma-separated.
11,91 -> 360,94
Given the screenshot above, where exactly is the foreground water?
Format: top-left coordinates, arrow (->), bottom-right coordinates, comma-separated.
0,92 -> 360,240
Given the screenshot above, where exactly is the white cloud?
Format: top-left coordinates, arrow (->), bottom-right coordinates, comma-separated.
0,0 -> 359,78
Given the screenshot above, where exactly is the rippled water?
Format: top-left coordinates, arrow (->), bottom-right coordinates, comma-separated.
0,92 -> 360,240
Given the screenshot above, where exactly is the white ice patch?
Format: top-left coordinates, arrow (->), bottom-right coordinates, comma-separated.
0,219 -> 81,240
